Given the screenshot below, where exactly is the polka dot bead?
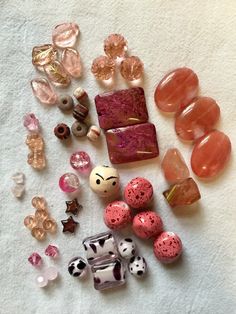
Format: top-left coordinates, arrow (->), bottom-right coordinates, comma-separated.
132,211 -> 163,239
124,177 -> 153,209
153,231 -> 182,263
118,238 -> 136,259
104,201 -> 132,230
68,257 -> 88,278
129,256 -> 147,277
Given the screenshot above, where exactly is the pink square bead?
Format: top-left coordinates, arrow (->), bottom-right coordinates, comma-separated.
28,252 -> 42,267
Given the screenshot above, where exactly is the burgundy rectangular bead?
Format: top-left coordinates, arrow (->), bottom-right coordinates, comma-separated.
105,123 -> 159,164
95,87 -> 148,130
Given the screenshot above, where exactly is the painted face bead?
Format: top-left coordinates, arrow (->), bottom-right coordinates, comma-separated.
68,257 -> 88,278
104,201 -> 132,230
132,211 -> 163,239
129,256 -> 147,277
124,177 -> 153,209
89,165 -> 120,198
118,238 -> 136,259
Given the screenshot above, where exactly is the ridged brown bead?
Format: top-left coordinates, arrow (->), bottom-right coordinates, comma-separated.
73,103 -> 89,121
54,123 -> 70,140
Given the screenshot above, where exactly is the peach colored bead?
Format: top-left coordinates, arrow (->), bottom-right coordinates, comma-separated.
120,56 -> 144,81
175,97 -> 220,141
161,148 -> 189,184
43,218 -> 57,233
31,227 -> 46,241
31,78 -> 57,105
191,130 -> 231,178
32,44 -> 57,66
61,48 -> 82,78
91,56 -> 115,80
26,133 -> 46,170
44,61 -> 71,87
104,34 -> 127,59
32,196 -> 47,210
35,209 -> 48,222
52,22 -> 79,48
24,215 -> 37,230
154,67 -> 199,113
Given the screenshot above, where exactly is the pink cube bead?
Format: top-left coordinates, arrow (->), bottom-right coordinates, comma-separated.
59,173 -> 80,193
28,252 -> 42,267
70,151 -> 91,173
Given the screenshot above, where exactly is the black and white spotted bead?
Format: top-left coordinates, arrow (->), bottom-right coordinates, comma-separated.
68,257 -> 88,278
118,238 -> 136,259
128,256 -> 147,277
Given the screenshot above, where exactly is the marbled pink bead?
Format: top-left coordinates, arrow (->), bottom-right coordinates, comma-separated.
52,22 -> 79,48
59,173 -> 80,193
45,245 -> 59,258
61,48 -> 82,78
23,113 -> 40,133
70,151 -> 91,173
28,252 -> 42,267
95,87 -> 148,130
105,123 -> 159,164
31,78 -> 57,105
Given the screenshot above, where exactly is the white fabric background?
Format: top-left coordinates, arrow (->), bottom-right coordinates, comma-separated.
0,1 -> 236,313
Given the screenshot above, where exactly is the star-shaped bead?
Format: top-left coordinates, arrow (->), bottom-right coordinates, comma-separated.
65,198 -> 82,216
61,216 -> 79,233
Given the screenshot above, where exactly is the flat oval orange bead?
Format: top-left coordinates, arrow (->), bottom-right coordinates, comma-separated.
175,97 -> 220,141
191,130 -> 231,178
154,67 -> 199,113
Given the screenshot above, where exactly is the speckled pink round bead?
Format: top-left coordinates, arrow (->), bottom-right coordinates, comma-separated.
59,173 -> 80,193
104,201 -> 132,230
70,151 -> 91,173
153,231 -> 183,263
124,177 -> 153,209
132,211 -> 163,239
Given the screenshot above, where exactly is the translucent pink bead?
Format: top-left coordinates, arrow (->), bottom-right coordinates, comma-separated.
31,78 -> 57,105
70,151 -> 91,173
120,56 -> 144,81
44,266 -> 58,281
59,173 -> 80,193
104,34 -> 127,59
91,56 -> 115,80
23,113 -> 40,133
45,245 -> 59,258
28,252 -> 42,267
61,48 -> 82,78
36,274 -> 48,288
44,61 -> 71,87
52,22 -> 80,48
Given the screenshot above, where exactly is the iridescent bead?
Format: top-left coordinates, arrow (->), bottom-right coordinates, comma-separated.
43,218 -> 57,233
73,103 -> 89,121
24,215 -> 37,230
31,78 -> 57,105
45,245 -> 59,258
71,121 -> 88,137
32,44 -> 57,66
61,48 -> 82,78
54,123 -> 70,140
58,95 -> 74,111
23,113 -> 40,133
70,151 -> 91,173
28,252 -> 42,267
59,173 -> 80,193
36,274 -> 48,288
87,125 -> 101,141
44,61 -> 71,87
31,227 -> 46,241
91,56 -> 115,80
120,56 -> 144,81
52,22 -> 79,48
104,34 -> 127,59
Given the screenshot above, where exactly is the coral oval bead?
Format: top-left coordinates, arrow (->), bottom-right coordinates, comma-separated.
191,130 -> 231,178
154,67 -> 199,113
175,97 -> 220,141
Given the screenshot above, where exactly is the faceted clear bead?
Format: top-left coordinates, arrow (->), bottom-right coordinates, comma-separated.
104,34 -> 127,59
11,184 -> 25,198
32,44 -> 57,66
70,151 -> 91,173
120,56 -> 144,81
52,22 -> 79,48
23,113 -> 40,133
31,78 -> 57,105
61,48 -> 82,78
12,172 -> 25,185
91,56 -> 115,80
59,173 -> 80,193
44,61 -> 71,87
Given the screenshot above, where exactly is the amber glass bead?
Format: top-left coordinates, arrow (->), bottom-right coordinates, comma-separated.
43,218 -> 57,233
31,227 -> 46,241
24,215 -> 37,230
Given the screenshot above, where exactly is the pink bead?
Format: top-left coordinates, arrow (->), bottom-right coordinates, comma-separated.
70,151 -> 91,173
23,113 -> 40,133
61,48 -> 82,78
120,56 -> 144,81
104,201 -> 132,230
132,211 -> 163,239
45,245 -> 59,258
59,173 -> 80,193
124,177 -> 153,209
91,56 -> 115,80
52,22 -> 79,48
31,78 -> 58,105
28,252 -> 42,267
36,274 -> 48,288
153,231 -> 182,263
104,34 -> 127,59
44,60 -> 71,87
44,266 -> 58,281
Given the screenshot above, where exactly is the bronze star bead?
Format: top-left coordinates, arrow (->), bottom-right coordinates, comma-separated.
65,198 -> 82,216
61,216 -> 79,233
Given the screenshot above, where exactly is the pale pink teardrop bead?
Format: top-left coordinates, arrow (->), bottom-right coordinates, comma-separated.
52,23 -> 79,48
31,78 -> 58,105
61,48 -> 82,78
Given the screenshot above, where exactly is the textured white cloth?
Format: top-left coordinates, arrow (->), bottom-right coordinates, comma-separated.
0,1 -> 236,313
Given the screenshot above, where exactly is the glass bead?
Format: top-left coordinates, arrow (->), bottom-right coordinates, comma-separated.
44,266 -> 58,281
52,22 -> 79,48
87,125 -> 101,141
31,227 -> 46,241
61,48 -> 82,78
32,44 -> 57,66
43,218 -> 57,233
118,238 -> 136,259
54,123 -> 70,140
28,252 -> 42,267
120,56 -> 144,81
11,184 -> 25,198
12,172 -> 25,185
104,34 -> 127,59
44,61 -> 71,87
59,173 -> 80,193
26,133 -> 46,170
24,215 -> 37,230
91,56 -> 115,80
91,258 -> 126,290
36,274 -> 48,288
68,257 -> 88,278
71,120 -> 88,137
65,199 -> 82,215
35,209 -> 48,222
70,151 -> 91,173
45,245 -> 59,258
32,196 -> 47,210
31,78 -> 57,105
129,256 -> 147,277
23,113 -> 40,133
83,231 -> 118,265
61,216 -> 79,233
58,95 -> 74,111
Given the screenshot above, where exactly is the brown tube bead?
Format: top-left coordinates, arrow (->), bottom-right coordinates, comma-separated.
54,123 -> 70,140
73,103 -> 89,121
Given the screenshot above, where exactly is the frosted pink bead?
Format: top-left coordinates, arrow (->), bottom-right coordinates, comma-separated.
23,113 -> 40,133
61,48 -> 82,78
59,173 -> 80,193
132,211 -> 163,239
70,151 -> 91,173
161,148 -> 189,183
31,78 -> 57,105
45,245 -> 59,258
153,231 -> 182,263
120,56 -> 144,81
104,34 -> 127,59
104,201 -> 132,230
52,22 -> 79,48
191,130 -> 231,178
28,252 -> 42,267
91,56 -> 115,80
44,266 -> 58,281
36,274 -> 48,288
44,61 -> 71,87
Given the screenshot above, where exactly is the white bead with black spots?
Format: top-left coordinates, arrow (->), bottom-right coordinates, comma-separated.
128,256 -> 147,277
68,256 -> 88,278
118,238 -> 136,259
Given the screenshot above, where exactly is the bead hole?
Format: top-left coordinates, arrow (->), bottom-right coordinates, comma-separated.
63,100 -> 68,104
58,127 -> 65,133
76,126 -> 82,131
